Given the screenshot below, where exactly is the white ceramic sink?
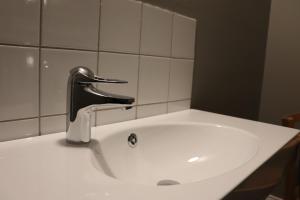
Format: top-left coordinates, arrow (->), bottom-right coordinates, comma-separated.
93,123 -> 259,185
0,109 -> 298,200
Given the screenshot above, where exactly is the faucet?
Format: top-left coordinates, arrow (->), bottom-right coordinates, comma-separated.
66,67 -> 134,144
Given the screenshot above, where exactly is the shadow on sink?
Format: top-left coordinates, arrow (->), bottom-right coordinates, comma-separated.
56,138 -> 116,178
89,140 -> 116,178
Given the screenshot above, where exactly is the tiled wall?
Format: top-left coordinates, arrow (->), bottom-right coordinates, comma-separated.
0,0 -> 196,142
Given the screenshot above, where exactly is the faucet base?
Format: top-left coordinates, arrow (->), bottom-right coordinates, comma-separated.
66,106 -> 94,143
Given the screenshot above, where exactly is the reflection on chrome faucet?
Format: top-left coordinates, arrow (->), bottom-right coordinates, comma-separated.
66,66 -> 134,143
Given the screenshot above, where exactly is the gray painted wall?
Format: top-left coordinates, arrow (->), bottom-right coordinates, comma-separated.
259,0 -> 300,125
142,0 -> 271,120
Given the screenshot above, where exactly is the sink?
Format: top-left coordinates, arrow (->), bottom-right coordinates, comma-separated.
0,109 -> 298,200
92,122 -> 259,185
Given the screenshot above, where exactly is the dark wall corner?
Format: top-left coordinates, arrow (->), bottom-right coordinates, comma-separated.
189,0 -> 272,121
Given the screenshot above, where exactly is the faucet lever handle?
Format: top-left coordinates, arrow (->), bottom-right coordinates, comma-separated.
93,76 -> 128,84
71,66 -> 128,84
78,75 -> 128,84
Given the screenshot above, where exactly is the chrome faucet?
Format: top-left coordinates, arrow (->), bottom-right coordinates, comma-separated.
66,67 -> 134,143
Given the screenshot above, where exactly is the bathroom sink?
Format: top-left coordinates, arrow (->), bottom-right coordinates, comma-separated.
0,109 -> 298,200
92,123 -> 259,185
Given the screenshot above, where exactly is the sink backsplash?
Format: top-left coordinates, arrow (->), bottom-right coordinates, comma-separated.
0,0 -> 196,142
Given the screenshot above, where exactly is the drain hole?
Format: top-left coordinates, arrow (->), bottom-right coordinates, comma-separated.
157,179 -> 180,186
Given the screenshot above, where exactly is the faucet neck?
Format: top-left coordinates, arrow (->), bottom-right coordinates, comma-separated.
66,106 -> 94,143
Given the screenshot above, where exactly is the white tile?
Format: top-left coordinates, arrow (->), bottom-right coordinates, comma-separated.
138,56 -> 170,104
172,14 -> 196,59
0,45 -> 39,121
168,100 -> 191,113
96,107 -> 136,126
137,103 -> 167,118
97,52 -> 139,108
100,0 -> 142,53
0,118 -> 39,142
40,114 -> 96,135
40,115 -> 66,135
41,48 -> 97,116
140,4 -> 173,56
169,59 -> 194,101
0,0 -> 40,46
42,0 -> 100,50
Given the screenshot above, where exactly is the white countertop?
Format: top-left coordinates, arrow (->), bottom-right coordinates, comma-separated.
0,109 -> 298,200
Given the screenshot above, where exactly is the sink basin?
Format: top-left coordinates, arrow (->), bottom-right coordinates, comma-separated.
92,123 -> 259,185
0,109 -> 298,200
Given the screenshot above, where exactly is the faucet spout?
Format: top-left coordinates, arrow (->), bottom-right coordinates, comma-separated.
66,67 -> 135,144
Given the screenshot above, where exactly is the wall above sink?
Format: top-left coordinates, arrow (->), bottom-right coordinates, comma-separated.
0,0 -> 196,142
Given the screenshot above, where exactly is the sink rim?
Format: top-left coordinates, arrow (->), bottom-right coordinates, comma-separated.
98,121 -> 260,140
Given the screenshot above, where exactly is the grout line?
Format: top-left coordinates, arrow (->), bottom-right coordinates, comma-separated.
94,99 -> 191,112
97,0 -> 102,52
94,0 -> 102,126
168,98 -> 191,103
0,117 -> 39,123
40,113 -> 67,118
137,99 -> 190,107
136,56 -> 141,119
0,113 -> 66,125
170,11 -> 175,58
136,58 -> 141,119
40,45 -> 97,52
0,43 -> 39,48
100,49 -> 194,60
167,12 -> 175,113
137,102 -> 168,107
135,2 -> 144,120
0,43 -> 194,60
38,0 -> 44,136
